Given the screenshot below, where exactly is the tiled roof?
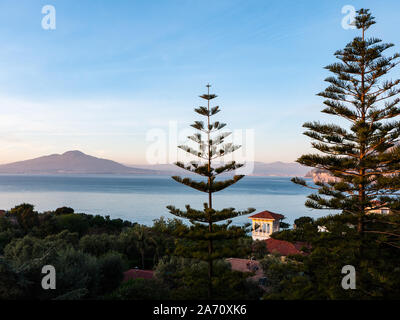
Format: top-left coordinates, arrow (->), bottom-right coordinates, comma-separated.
226,258 -> 264,281
249,210 -> 284,220
123,269 -> 154,281
265,238 -> 304,256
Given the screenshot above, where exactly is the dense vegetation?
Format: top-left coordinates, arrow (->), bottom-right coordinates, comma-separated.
2,203 -> 399,299
0,204 -> 261,300
263,212 -> 400,299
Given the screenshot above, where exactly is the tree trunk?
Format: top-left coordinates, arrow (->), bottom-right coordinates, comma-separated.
206,84 -> 213,299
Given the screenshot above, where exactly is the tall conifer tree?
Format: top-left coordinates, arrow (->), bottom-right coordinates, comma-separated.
293,9 -> 400,238
167,84 -> 255,298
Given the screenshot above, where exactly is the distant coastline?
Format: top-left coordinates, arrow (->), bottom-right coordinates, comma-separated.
0,151 -> 310,177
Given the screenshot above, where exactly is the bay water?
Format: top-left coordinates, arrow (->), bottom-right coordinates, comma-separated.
0,175 -> 330,226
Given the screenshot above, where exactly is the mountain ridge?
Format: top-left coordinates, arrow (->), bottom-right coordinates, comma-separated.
0,151 -> 156,175
0,151 -> 309,176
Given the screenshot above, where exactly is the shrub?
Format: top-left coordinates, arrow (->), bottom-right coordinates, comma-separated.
98,252 -> 125,294
107,278 -> 170,300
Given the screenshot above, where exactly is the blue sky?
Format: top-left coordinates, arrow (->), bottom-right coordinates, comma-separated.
0,0 -> 399,164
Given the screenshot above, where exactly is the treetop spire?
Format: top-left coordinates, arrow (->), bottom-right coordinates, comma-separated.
200,83 -> 217,100
354,8 -> 376,31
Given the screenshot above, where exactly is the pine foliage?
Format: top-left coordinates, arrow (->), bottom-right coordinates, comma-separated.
292,9 -> 400,238
166,84 -> 255,297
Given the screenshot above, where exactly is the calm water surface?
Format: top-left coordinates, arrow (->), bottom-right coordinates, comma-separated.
0,175 -> 330,226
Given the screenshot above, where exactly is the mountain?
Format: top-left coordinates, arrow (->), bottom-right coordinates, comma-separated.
133,161 -> 309,177
0,151 -> 157,175
246,161 -> 309,177
0,151 -> 310,176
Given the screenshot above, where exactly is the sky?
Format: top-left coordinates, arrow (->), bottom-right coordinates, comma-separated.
0,0 -> 399,165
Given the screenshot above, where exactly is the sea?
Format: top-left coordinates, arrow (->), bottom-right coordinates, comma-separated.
0,175 -> 332,227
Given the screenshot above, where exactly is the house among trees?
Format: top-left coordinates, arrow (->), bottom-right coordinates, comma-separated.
249,210 -> 285,240
264,238 -> 309,256
366,200 -> 393,215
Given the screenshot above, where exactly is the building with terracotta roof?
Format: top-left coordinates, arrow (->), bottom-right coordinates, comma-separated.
248,210 -> 285,240
123,269 -> 154,282
265,238 -> 308,256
